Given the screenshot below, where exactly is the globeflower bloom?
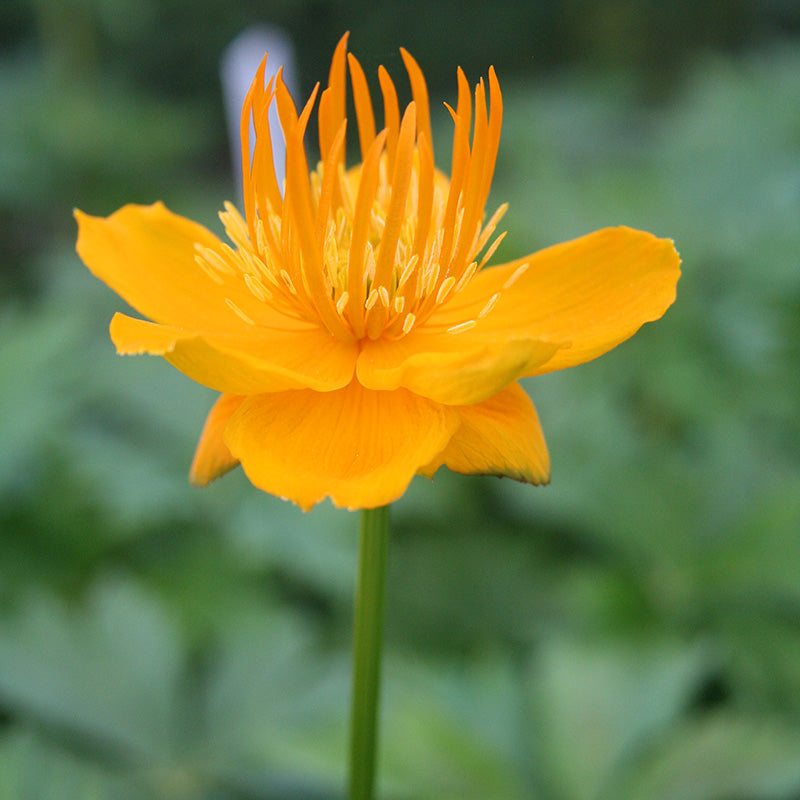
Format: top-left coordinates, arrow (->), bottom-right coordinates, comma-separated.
75,35 -> 680,511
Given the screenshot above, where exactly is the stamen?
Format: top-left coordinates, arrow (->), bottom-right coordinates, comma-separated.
503,261 -> 530,289
194,254 -> 225,285
377,286 -> 390,307
323,222 -> 339,274
363,242 -> 376,284
477,230 -> 507,270
477,292 -> 501,318
428,228 -> 443,270
423,262 -> 440,296
220,202 -> 251,250
336,291 -> 350,314
247,251 -> 279,286
393,295 -> 405,313
268,212 -> 282,246
280,269 -> 298,294
474,202 -> 508,254
220,242 -> 244,273
336,206 -> 349,241
450,206 -> 466,254
194,243 -> 236,275
225,298 -> 255,325
397,254 -> 419,290
255,219 -> 268,255
402,313 -> 416,334
365,288 -> 380,310
447,319 -> 477,334
453,261 -> 478,294
435,275 -> 456,304
244,272 -> 271,302
370,205 -> 386,237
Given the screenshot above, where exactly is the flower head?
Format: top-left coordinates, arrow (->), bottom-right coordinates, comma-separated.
75,34 -> 680,511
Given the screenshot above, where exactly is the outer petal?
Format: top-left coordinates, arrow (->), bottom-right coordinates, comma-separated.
358,332 -> 560,406
223,381 -> 460,510
420,382 -> 549,484
432,226 -> 681,375
110,312 -> 357,394
189,394 -> 245,485
75,202 -> 277,331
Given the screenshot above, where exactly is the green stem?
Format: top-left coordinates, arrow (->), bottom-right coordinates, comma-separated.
348,505 -> 391,800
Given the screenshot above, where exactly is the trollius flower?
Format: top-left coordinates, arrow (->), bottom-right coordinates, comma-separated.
75,34 -> 680,511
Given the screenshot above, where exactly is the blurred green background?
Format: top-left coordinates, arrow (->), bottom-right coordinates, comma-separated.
2,1 -> 800,798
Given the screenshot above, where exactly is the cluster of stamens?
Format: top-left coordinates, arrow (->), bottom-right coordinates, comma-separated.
193,35 -> 527,344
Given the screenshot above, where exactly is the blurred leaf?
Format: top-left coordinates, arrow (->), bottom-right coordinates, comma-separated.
527,637 -> 712,800
380,656 -> 529,799
0,54 -> 214,213
0,728 -> 148,800
0,577 -> 182,762
618,714 -> 800,800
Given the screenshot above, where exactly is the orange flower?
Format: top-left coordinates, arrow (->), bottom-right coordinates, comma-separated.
75,35 -> 680,511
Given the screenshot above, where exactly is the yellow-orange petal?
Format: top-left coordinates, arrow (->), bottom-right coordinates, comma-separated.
223,381 -> 460,511
357,330 -> 559,406
110,312 -> 357,394
419,382 -> 549,484
435,226 -> 680,375
189,394 -> 245,485
75,202 -> 271,331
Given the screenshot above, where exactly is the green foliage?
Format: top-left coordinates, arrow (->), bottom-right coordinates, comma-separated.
2,3 -> 800,797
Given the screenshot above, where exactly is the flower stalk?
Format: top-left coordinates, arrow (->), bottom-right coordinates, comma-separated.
348,505 -> 391,800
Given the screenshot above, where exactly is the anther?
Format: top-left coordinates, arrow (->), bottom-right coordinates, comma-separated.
436,275 -> 456,304
370,205 -> 386,236
477,231 -> 507,270
477,292 -> 501,319
453,261 -> 478,294
503,261 -> 529,289
255,219 -> 268,255
365,288 -> 380,310
244,273 -> 270,302
363,243 -> 376,284
220,202 -> 251,250
225,298 -> 255,325
423,262 -> 440,296
397,254 -> 419,290
280,269 -> 297,294
194,243 -> 236,275
194,255 -> 225,285
447,320 -> 477,334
